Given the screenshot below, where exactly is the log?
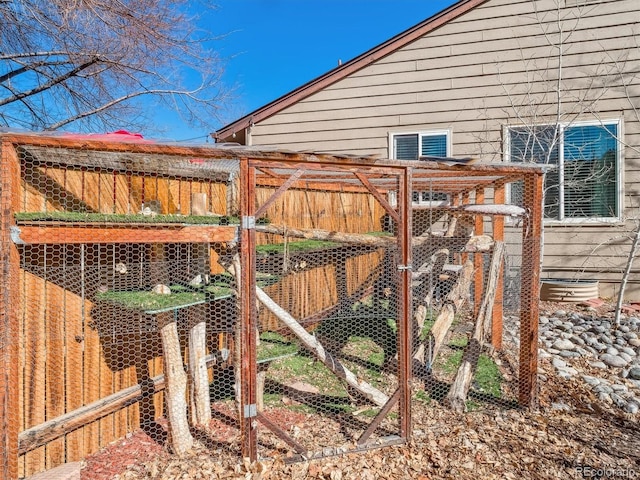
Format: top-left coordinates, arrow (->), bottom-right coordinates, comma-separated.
255,286 -> 389,407
229,255 -> 243,419
188,318 -> 211,426
445,242 -> 505,412
18,373 -> 164,455
191,192 -> 208,216
255,224 -> 493,252
159,313 -> 194,455
423,260 -> 475,370
19,353 -> 218,455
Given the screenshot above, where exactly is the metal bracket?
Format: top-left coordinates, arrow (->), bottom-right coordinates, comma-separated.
397,264 -> 413,271
243,404 -> 257,418
241,216 -> 256,229
10,226 -> 26,245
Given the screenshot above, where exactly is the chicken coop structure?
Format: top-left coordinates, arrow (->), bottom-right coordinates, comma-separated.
0,131 -> 544,478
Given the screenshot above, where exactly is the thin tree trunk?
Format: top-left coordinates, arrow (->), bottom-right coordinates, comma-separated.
615,221 -> 640,326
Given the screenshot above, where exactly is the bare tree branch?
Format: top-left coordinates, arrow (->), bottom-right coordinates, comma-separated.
0,0 -> 230,133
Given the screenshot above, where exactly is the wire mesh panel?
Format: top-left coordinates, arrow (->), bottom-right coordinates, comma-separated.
406,169 -> 539,414
245,161 -> 411,461
6,136 -> 243,478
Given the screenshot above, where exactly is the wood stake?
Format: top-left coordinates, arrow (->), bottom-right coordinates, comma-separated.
423,260 -> 474,370
445,242 -> 504,412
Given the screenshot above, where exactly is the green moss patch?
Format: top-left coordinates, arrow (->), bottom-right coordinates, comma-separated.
15,211 -> 238,225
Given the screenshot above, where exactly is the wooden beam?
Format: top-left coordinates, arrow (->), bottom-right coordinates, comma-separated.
18,373 -> 165,455
357,388 -> 401,447
255,169 -> 305,219
255,224 -> 494,252
519,174 -> 543,408
354,172 -> 400,225
12,225 -> 237,244
491,183 -> 506,349
0,140 -> 20,480
256,286 -> 389,407
255,176 -> 371,194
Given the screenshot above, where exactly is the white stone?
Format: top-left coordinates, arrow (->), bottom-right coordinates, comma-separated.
552,339 -> 576,351
552,358 -> 567,368
600,354 -> 628,368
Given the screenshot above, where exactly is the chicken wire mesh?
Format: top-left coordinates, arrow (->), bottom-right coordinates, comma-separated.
0,134 -> 543,478
8,138 -> 244,478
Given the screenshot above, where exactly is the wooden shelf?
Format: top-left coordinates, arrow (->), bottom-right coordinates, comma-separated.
11,223 -> 238,244
95,284 -> 234,314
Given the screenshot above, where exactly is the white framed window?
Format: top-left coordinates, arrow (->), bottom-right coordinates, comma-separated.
506,120 -> 622,223
390,130 -> 451,205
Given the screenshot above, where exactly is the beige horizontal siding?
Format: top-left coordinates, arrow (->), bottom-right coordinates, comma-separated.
247,0 -> 640,290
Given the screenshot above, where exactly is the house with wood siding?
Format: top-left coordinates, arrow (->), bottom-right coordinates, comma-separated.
214,0 -> 640,298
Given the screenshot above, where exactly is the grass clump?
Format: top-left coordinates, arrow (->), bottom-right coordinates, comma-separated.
15,211 -> 238,225
95,283 -> 232,312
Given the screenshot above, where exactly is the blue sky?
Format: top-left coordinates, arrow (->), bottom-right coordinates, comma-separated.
159,0 -> 455,142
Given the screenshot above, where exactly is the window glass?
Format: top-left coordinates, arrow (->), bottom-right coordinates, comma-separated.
421,134 -> 447,157
508,122 -> 619,221
392,131 -> 450,205
394,134 -> 419,160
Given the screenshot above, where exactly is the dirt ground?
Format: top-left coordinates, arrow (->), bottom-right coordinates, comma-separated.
82,301 -> 640,480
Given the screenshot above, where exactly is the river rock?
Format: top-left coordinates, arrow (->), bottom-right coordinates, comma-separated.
625,402 -> 639,414
606,346 -> 620,356
598,392 -> 612,403
620,352 -> 633,363
552,358 -> 567,369
589,361 -> 608,369
611,393 -> 627,409
581,375 -> 601,386
629,367 -> 640,380
552,339 -> 576,351
600,354 -> 628,368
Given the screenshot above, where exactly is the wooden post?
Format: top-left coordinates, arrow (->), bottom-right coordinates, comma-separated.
445,242 -> 504,412
519,174 -> 543,408
0,140 -> 20,480
491,182 -> 506,349
473,188 -> 485,316
239,158 -> 258,461
158,313 -> 194,455
149,238 -> 193,454
398,167 -> 412,440
188,315 -> 211,426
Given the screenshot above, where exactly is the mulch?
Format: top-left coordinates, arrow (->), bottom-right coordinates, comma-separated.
79,300 -> 640,479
